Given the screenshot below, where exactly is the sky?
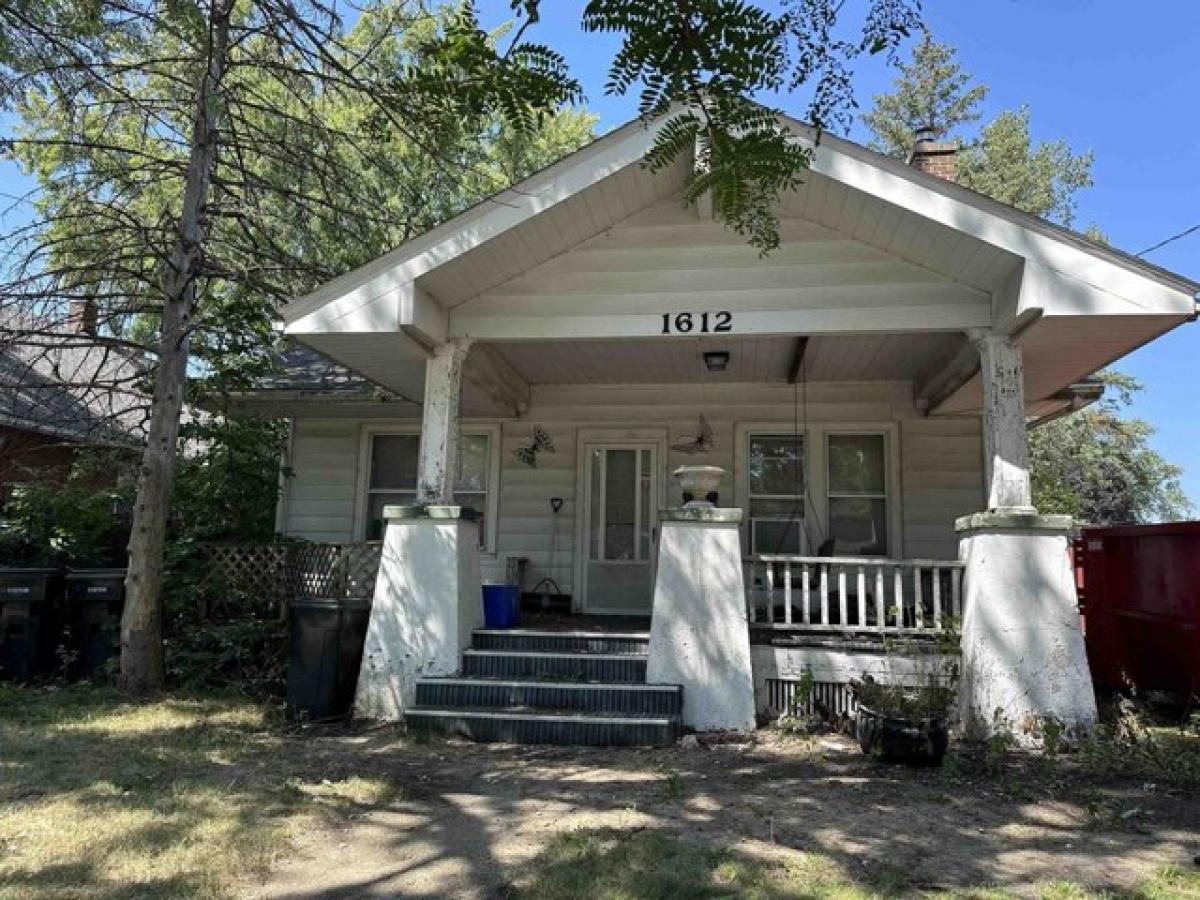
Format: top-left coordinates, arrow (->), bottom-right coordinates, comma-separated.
2,1 -> 1198,502
480,0 -> 1200,504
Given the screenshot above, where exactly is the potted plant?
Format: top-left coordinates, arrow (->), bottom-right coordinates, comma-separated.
851,627 -> 959,766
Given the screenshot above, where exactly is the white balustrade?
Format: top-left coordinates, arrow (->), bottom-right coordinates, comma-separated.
744,555 -> 963,634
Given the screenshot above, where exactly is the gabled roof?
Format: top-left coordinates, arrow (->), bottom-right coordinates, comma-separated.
283,109 -> 1198,336
273,109 -> 1197,415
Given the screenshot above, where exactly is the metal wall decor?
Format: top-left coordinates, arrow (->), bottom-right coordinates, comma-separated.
671,413 -> 714,454
514,425 -> 555,467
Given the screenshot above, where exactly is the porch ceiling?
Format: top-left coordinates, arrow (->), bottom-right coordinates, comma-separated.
938,313 -> 1187,414
490,332 -> 962,385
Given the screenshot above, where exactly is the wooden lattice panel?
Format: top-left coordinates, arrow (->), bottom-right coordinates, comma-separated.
203,543 -> 292,613
291,542 -> 382,601
201,541 -> 382,617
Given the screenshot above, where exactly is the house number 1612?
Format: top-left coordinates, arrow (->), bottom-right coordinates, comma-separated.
660,311 -> 733,334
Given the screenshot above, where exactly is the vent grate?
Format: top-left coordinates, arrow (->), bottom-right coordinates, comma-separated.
766,678 -> 857,719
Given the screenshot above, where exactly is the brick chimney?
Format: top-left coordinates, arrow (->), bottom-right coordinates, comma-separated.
907,125 -> 959,182
68,298 -> 98,336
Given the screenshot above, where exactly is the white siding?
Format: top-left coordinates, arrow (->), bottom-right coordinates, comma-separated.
900,417 -> 985,559
282,418 -> 361,541
279,382 -> 984,593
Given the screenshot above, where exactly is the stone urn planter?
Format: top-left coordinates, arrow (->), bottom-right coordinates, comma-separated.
673,465 -> 724,508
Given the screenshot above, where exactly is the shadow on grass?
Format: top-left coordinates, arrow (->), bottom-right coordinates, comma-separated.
260,730 -> 1200,899
497,827 -> 1200,900
0,684 -> 401,900
3,684 -> 1198,900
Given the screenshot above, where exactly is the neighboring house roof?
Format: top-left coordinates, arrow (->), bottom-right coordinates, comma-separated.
256,344 -> 379,395
0,310 -> 150,445
257,108 -> 1197,416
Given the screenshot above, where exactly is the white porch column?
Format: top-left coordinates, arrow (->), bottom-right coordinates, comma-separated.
354,338 -> 481,721
956,331 -> 1096,746
972,330 -> 1033,512
647,508 -> 756,732
354,506 -> 481,721
417,338 -> 472,504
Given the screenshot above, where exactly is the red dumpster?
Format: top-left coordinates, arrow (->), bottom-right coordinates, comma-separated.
1077,522 -> 1200,697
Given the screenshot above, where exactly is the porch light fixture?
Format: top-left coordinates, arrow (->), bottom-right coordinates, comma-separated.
703,351 -> 730,373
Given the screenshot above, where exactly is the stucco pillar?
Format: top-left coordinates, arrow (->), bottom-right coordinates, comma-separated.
354,506 -> 482,721
647,508 -> 756,732
417,338 -> 472,504
972,331 -> 1033,512
956,511 -> 1097,746
959,333 -> 1095,744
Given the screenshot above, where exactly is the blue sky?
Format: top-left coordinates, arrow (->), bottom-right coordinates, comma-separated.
3,1 -> 1197,502
480,0 -> 1200,504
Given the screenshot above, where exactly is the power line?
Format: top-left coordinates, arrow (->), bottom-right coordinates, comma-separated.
1136,223 -> 1200,257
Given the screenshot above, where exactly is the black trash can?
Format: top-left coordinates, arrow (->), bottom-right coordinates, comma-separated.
0,568 -> 63,681
287,597 -> 371,720
64,569 -> 126,679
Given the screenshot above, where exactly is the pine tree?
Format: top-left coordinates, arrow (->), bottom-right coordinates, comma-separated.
862,33 -> 988,158
957,107 -> 1094,227
864,34 -> 1095,226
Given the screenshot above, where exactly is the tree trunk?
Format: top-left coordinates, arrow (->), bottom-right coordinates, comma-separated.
120,0 -> 234,693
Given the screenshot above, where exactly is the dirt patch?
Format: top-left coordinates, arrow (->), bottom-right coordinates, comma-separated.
255,729 -> 1200,899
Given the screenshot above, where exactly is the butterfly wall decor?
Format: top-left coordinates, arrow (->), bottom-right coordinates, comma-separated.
514,425 -> 555,468
671,414 -> 714,454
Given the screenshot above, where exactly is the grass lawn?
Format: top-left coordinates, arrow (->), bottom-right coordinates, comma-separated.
502,829 -> 1200,899
0,684 -> 388,899
2,684 -> 1198,899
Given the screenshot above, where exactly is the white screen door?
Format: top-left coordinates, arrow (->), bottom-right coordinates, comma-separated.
581,443 -> 659,614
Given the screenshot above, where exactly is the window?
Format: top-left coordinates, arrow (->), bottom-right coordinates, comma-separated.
826,433 -> 887,556
747,433 -> 805,555
364,431 -> 492,545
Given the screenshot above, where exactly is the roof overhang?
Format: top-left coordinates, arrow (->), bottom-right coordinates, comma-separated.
278,108 -> 1198,410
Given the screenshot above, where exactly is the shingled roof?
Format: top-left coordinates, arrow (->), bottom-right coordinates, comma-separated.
0,314 -> 149,445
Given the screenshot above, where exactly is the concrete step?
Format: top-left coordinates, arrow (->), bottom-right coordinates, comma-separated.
461,649 -> 647,683
471,629 -> 649,655
415,678 -> 681,716
405,707 -> 678,747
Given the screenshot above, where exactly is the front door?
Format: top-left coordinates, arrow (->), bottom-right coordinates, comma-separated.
581,443 -> 659,614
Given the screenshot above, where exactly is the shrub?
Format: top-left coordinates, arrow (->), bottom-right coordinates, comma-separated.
0,449 -> 133,567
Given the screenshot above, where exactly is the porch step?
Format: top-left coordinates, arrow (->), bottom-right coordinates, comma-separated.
461,649 -> 647,682
415,678 -> 681,716
404,626 -> 677,747
405,708 -> 678,747
471,628 -> 649,655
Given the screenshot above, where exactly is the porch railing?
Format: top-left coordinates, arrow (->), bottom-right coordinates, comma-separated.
743,554 -> 963,634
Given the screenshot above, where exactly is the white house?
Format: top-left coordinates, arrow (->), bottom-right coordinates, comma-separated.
238,113 -> 1199,747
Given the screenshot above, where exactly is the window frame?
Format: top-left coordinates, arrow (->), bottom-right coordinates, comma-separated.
354,422 -> 501,553
734,421 -> 900,559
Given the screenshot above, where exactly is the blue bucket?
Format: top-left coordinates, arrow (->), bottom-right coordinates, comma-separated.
482,584 -> 520,629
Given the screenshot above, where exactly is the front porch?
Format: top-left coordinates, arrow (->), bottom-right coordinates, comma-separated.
225,531 -> 966,740
245,112 -> 1200,745
253,323 -> 1090,744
